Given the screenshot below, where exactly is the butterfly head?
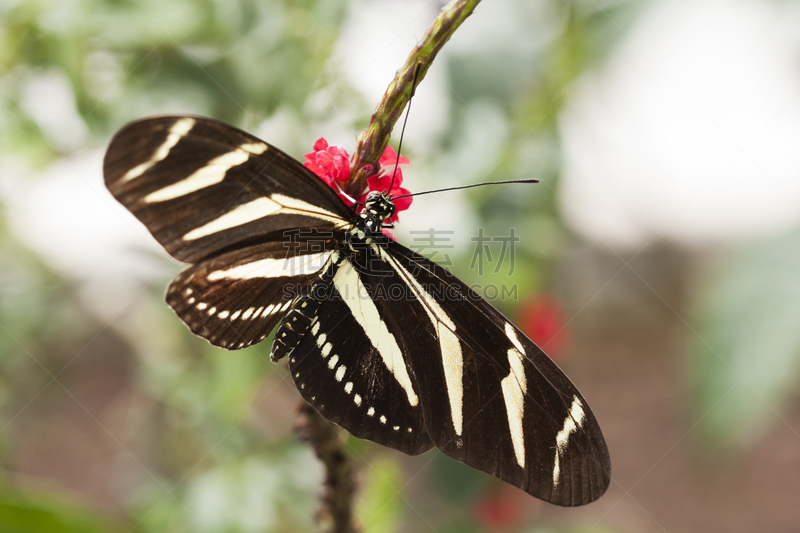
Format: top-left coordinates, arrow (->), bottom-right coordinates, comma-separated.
363,190 -> 396,226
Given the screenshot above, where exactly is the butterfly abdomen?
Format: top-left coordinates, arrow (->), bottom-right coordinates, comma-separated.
270,254 -> 343,363
270,294 -> 322,363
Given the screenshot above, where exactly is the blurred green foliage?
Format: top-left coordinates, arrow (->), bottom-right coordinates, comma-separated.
356,457 -> 402,533
0,0 -> 350,160
0,485 -> 124,533
691,230 -> 800,449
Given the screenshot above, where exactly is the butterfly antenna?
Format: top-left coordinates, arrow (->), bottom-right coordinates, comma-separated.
386,63 -> 422,195
392,178 -> 540,199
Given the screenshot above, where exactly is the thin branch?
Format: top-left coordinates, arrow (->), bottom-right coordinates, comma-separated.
296,402 -> 358,533
347,0 -> 483,194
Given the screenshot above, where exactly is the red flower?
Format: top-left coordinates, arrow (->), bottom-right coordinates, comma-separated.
474,484 -> 527,531
303,138 -> 351,190
303,137 -> 413,227
516,294 -> 569,360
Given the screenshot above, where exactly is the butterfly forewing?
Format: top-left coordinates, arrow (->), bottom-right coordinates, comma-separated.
103,116 -> 353,264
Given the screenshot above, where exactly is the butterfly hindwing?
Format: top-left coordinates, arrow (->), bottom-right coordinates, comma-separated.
166,238 -> 336,350
274,252 -> 434,455
103,116 -> 354,263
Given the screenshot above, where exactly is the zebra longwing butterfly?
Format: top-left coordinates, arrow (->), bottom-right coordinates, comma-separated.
103,116 -> 610,506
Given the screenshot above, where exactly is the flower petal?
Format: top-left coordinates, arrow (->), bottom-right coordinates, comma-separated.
303,160 -> 324,177
333,155 -> 351,181
387,167 -> 404,186
366,173 -> 392,191
312,137 -> 328,151
392,189 -> 413,212
329,145 -> 350,159
379,145 -> 410,168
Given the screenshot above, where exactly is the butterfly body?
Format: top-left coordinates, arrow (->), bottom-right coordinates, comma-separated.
104,115 -> 611,506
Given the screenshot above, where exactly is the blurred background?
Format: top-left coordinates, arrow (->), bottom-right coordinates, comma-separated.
2,0 -> 800,531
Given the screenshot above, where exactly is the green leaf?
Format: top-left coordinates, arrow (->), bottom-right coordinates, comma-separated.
0,488 -> 123,533
690,230 -> 800,447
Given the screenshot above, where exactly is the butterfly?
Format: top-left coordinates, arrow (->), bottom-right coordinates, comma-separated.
103,115 -> 611,506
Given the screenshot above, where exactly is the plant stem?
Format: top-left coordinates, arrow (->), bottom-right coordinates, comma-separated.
297,402 -> 358,533
347,0 -> 482,194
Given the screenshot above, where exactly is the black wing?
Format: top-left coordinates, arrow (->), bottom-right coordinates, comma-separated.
103,115 -> 354,264
272,239 -> 610,506
382,241 -> 610,506
166,237 -> 334,349
272,252 -> 434,455
103,116 -> 354,348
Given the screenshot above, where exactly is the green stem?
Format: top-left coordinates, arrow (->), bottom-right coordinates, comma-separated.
347,0 -> 482,194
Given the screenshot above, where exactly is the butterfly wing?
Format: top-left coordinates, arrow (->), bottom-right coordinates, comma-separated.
103,116 -> 354,264
381,240 -> 610,505
271,252 -> 434,455
103,116 -> 355,348
165,238 -> 335,349
272,239 -> 610,505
